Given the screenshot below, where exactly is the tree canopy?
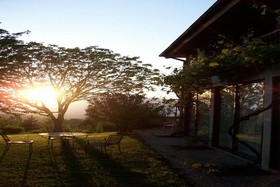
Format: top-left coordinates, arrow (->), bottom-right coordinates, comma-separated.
0,28 -> 161,131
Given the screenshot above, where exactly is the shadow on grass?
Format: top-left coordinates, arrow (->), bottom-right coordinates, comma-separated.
87,150 -> 147,186
35,135 -> 177,186
60,142 -> 92,186
76,139 -> 150,186
20,152 -> 32,186
40,140 -> 93,186
0,147 -> 33,186
39,145 -> 64,186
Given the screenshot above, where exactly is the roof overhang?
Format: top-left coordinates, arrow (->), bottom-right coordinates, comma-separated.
160,0 -> 280,59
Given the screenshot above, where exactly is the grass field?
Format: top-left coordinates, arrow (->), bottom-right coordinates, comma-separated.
0,132 -> 189,186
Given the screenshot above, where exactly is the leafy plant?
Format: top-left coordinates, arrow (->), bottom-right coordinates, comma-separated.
164,35 -> 280,136
0,115 -> 24,133
165,37 -> 280,94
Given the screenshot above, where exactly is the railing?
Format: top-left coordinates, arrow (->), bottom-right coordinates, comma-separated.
261,28 -> 280,44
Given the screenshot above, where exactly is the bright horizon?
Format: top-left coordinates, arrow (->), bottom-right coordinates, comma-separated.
1,0 -> 216,119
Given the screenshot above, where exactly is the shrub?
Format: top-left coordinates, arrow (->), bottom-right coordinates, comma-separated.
0,115 -> 23,134
3,125 -> 24,134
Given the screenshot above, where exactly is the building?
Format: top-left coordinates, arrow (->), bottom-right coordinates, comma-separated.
160,0 -> 280,171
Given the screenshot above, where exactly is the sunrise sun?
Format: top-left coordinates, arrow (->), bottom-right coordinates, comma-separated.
22,86 -> 58,108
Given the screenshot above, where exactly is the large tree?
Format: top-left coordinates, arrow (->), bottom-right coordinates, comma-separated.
0,28 -> 161,131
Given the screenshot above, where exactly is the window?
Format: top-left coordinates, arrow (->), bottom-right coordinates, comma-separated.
216,81 -> 264,160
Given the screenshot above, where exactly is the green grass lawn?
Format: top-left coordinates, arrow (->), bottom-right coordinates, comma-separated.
0,132 -> 189,186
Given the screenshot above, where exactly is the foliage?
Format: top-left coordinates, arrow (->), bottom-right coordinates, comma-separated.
77,117 -> 97,131
164,37 -> 280,94
86,93 -> 165,133
0,133 -> 188,186
0,115 -> 20,127
0,28 -> 161,131
0,29 -> 29,113
0,115 -> 24,133
164,36 -> 280,136
62,118 -> 84,131
1,125 -> 24,134
208,38 -> 280,83
160,97 -> 180,117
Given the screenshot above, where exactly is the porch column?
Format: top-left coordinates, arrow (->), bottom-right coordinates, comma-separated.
262,76 -> 272,170
209,89 -> 215,147
182,59 -> 193,136
209,87 -> 221,147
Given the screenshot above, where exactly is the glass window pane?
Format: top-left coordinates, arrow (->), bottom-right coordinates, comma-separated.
219,86 -> 235,149
237,82 -> 264,157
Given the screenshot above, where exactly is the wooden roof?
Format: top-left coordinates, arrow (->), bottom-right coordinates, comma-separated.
160,0 -> 280,59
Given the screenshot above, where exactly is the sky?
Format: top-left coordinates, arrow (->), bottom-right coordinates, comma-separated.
1,0 -> 216,118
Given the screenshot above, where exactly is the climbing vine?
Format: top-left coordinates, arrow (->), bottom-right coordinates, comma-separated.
164,35 -> 280,139
165,36 -> 280,94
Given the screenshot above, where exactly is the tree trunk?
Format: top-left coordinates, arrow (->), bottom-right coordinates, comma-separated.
52,102 -> 69,132
53,115 -> 64,132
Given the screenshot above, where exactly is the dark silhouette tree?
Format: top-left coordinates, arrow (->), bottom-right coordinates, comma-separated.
22,115 -> 39,131
86,93 -> 165,133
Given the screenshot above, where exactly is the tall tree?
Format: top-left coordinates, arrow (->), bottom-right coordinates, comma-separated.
0,28 -> 161,131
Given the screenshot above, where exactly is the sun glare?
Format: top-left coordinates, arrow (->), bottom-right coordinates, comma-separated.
23,87 -> 58,109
